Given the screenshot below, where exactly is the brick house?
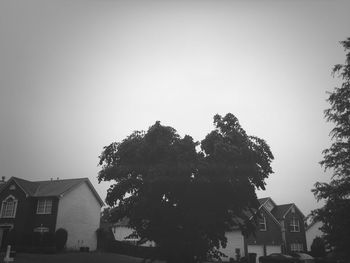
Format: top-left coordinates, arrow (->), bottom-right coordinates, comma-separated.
0,177 -> 104,251
222,197 -> 307,262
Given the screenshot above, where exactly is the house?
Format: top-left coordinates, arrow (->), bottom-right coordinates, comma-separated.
306,220 -> 324,251
222,197 -> 307,262
0,176 -> 104,251
111,217 -> 155,247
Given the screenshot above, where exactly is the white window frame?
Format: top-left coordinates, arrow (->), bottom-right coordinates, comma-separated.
0,195 -> 18,218
290,243 -> 303,252
290,217 -> 300,232
259,214 -> 267,231
36,199 -> 52,214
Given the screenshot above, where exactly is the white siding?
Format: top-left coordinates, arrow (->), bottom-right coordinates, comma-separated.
113,226 -> 134,241
220,230 -> 245,260
266,245 -> 281,255
112,225 -> 155,247
306,221 -> 323,251
56,182 -> 101,251
248,245 -> 264,263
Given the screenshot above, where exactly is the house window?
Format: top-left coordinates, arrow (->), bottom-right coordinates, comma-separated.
290,217 -> 300,232
259,215 -> 267,231
290,243 -> 303,252
0,196 -> 18,218
36,199 -> 52,214
264,200 -> 274,212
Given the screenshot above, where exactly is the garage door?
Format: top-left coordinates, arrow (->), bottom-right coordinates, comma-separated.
266,245 -> 282,255
247,245 -> 264,263
220,230 -> 245,260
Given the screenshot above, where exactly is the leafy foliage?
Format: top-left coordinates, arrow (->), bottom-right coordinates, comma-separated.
311,237 -> 326,258
312,38 -> 350,259
101,207 -> 113,223
98,113 -> 274,263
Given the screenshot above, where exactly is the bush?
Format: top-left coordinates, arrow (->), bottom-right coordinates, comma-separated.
96,227 -> 114,251
311,237 -> 326,258
54,228 -> 68,251
4,229 -> 16,249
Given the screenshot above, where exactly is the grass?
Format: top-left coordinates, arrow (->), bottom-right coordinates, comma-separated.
2,252 -> 166,263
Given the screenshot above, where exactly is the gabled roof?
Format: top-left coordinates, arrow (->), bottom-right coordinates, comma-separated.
260,204 -> 282,227
11,177 -> 40,195
271,203 -> 305,220
2,177 -> 104,206
257,197 -> 305,221
0,182 -> 7,193
258,197 -> 277,209
258,197 -> 270,206
271,203 -> 293,219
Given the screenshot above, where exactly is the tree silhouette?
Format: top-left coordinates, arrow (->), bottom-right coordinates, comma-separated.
98,113 -> 274,263
312,38 -> 350,260
311,237 -> 326,258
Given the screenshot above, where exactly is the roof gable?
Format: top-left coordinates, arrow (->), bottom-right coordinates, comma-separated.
257,198 -> 305,225
247,198 -> 281,227
260,205 -> 281,227
271,203 -> 305,220
12,177 -> 40,195
259,197 -> 277,212
0,177 -> 37,197
34,178 -> 87,196
271,204 -> 292,219
284,203 -> 305,219
1,177 -> 104,206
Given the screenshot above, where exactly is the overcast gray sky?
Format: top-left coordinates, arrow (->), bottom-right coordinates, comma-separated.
1,0 -> 349,215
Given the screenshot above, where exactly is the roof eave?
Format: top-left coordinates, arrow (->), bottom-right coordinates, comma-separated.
282,204 -> 305,219
6,177 -> 30,197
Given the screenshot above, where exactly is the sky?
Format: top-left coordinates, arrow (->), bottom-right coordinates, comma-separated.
1,0 -> 349,216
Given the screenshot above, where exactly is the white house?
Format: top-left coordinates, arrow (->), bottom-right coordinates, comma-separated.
306,220 -> 324,251
111,217 -> 155,247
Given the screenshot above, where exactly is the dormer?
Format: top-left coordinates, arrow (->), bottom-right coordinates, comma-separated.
261,197 -> 276,212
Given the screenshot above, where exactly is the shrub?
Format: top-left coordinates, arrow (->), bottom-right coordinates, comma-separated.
96,227 -> 114,251
4,229 -> 16,248
311,237 -> 326,258
54,228 -> 68,251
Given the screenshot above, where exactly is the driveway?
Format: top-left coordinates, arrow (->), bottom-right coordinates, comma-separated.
7,252 -> 165,263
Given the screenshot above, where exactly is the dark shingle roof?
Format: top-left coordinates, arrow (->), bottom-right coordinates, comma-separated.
258,197 -> 270,206
33,178 -> 89,196
0,182 -> 7,193
3,177 -> 104,206
271,203 -> 293,219
12,177 -> 40,195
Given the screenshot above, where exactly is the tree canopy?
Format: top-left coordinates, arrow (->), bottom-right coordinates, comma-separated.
312,38 -> 350,259
98,113 -> 274,263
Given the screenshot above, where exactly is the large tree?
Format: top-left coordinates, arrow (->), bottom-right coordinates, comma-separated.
312,38 -> 350,259
98,113 -> 274,263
